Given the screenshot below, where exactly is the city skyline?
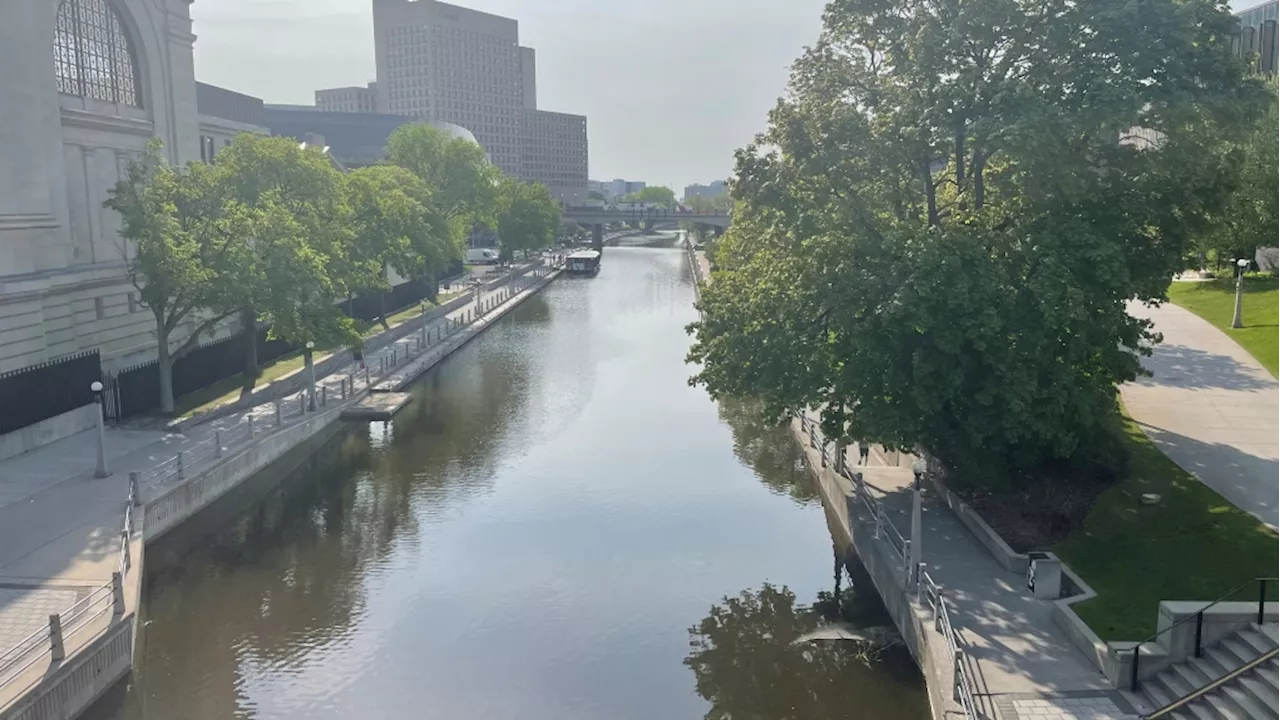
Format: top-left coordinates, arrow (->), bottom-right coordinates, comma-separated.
189,0 -> 829,191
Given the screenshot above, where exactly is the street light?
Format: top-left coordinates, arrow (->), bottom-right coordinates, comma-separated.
1231,258 -> 1250,329
90,380 -> 108,478
304,341 -> 317,411
910,458 -> 926,587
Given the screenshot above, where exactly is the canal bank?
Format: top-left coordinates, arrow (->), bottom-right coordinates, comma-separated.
0,263 -> 561,720
86,246 -> 929,719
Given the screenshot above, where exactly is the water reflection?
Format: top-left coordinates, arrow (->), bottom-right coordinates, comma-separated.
717,397 -> 816,504
88,249 -> 925,720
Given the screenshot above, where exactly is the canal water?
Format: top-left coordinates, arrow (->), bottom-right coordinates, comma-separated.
93,245 -> 927,719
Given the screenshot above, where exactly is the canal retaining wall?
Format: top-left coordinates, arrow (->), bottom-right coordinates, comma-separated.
790,419 -> 960,720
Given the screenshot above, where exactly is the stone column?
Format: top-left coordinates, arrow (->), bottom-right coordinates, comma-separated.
0,0 -> 68,273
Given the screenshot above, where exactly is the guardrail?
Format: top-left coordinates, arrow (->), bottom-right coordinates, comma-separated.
796,410 -> 977,720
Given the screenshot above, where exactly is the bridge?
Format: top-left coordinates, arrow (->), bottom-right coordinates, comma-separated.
562,207 -> 730,247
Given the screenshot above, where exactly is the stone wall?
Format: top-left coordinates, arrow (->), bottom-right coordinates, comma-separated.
0,405 -> 96,462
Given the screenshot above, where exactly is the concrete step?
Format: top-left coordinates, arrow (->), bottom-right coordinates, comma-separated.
1152,668 -> 1196,703
1256,622 -> 1277,644
1144,678 -> 1175,710
1219,637 -> 1262,666
1200,691 -> 1248,719
1219,684 -> 1269,719
1237,675 -> 1277,715
1172,658 -> 1216,690
1236,629 -> 1274,655
1205,647 -> 1242,677
1252,659 -> 1278,693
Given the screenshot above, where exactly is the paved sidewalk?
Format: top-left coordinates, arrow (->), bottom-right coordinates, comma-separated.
798,417 -> 1138,720
0,273 -> 545,675
1121,300 -> 1279,528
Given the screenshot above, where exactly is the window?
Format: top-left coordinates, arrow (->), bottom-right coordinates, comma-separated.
54,0 -> 142,107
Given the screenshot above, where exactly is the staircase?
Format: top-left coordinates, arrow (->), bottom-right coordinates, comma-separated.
1141,623 -> 1278,719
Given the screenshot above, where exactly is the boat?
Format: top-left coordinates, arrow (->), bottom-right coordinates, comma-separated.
565,249 -> 602,276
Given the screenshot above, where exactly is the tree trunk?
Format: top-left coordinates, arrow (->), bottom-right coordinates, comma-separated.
922,160 -> 939,227
954,121 -> 966,187
973,147 -> 987,212
240,307 -> 257,398
156,321 -> 175,415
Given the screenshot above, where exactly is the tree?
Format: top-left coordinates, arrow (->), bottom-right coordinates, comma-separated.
106,143 -> 253,414
213,135 -> 359,389
621,185 -> 676,208
495,179 -> 561,261
558,218 -> 586,244
385,123 -> 500,243
587,189 -> 608,203
345,165 -> 455,328
688,0 -> 1266,489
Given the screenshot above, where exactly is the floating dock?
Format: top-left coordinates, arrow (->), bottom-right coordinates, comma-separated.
341,392 -> 412,421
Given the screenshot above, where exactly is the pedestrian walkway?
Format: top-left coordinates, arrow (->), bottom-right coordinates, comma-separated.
795,414 -> 1139,720
0,267 -> 554,705
1121,300 -> 1279,528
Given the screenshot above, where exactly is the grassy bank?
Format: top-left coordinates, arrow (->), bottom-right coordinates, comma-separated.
1053,411 -> 1278,641
1166,277 -> 1278,377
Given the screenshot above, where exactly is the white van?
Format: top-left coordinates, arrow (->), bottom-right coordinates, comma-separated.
466,247 -> 499,265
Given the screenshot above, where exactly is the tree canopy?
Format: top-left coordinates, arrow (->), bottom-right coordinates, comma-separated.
687,0 -> 1267,488
495,179 -> 561,260
385,123 -> 500,242
621,185 -> 677,208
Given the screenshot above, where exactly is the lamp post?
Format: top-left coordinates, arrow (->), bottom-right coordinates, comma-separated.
910,458 -> 926,587
1231,258 -> 1250,329
90,381 -> 108,478
420,300 -> 428,342
304,341 -> 316,411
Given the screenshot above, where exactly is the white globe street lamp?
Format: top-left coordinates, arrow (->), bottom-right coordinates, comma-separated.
1232,258 -> 1250,329
910,458 -> 927,587
90,380 -> 108,478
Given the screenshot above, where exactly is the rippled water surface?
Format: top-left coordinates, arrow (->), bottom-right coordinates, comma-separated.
92,246 -> 927,719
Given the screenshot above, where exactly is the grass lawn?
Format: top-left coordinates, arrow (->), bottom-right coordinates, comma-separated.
1166,277 -> 1278,377
1054,411 -> 1278,641
172,292 -> 467,420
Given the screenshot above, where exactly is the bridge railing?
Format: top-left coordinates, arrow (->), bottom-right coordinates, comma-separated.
796,410 -> 978,720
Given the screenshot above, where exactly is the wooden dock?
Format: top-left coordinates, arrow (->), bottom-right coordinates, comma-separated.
341,392 -> 412,421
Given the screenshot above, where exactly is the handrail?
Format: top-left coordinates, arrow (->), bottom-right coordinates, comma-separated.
1129,575 -> 1277,690
1143,646 -> 1278,719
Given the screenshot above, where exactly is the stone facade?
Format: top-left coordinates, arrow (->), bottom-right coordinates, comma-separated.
0,0 -> 208,374
315,83 -> 378,114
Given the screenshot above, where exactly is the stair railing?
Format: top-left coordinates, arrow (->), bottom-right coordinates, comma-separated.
1128,576 -> 1277,691
1141,646 -> 1277,719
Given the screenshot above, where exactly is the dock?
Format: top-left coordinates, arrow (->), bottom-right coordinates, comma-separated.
341,392 -> 412,421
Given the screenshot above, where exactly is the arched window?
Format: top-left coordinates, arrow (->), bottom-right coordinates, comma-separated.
53,0 -> 142,107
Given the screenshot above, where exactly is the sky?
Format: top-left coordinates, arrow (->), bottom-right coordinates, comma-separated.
190,0 -> 829,193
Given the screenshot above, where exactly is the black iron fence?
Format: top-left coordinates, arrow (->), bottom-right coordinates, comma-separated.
0,350 -> 101,435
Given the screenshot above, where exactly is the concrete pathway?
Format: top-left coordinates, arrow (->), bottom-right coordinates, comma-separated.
0,271 -> 550,694
797,416 -> 1140,720
1121,300 -> 1279,528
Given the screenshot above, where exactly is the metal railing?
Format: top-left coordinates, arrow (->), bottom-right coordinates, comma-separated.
796,410 -> 977,720
1128,576 -> 1277,691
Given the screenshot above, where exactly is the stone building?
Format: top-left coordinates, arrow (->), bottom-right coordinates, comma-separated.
315,82 -> 379,114
1,0 -> 210,375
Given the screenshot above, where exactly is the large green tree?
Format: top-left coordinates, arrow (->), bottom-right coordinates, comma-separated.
385,123 -> 500,242
688,0 -> 1266,488
212,135 -> 359,388
345,165 -> 456,328
107,143 -> 254,414
495,179 -> 561,261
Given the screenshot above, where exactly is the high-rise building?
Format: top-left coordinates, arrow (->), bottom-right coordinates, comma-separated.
315,82 -> 378,113
522,110 -> 588,205
372,0 -> 525,174
589,179 -> 646,199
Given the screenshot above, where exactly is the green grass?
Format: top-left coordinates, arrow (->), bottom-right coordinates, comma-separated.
172,292 -> 466,420
1166,277 -> 1278,377
1054,412 -> 1278,641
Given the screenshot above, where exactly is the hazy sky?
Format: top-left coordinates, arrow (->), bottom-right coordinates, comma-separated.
191,0 -> 828,192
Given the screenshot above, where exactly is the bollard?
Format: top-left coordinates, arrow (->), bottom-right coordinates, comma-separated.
275,401 -> 283,426
341,378 -> 348,400
49,614 -> 65,661
321,385 -> 327,407
299,393 -> 306,416
129,472 -> 141,507
247,415 -> 255,438
176,451 -> 185,480
214,431 -> 223,459
112,572 -> 125,614
365,366 -> 371,387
